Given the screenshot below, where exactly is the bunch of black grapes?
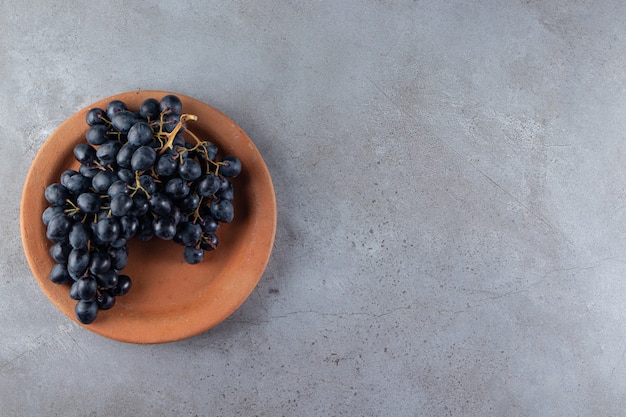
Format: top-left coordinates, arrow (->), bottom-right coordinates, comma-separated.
43,94 -> 242,324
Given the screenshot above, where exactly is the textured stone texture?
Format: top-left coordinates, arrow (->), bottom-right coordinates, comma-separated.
3,0 -> 626,415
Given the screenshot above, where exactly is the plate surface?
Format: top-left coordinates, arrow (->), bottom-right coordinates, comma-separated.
20,91 -> 276,344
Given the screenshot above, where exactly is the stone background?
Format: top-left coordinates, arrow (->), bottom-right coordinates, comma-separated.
2,1 -> 626,416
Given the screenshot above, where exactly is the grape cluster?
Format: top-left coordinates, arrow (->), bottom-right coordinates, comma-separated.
42,94 -> 242,324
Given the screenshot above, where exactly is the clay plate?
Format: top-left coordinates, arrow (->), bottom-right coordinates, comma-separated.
20,91 -> 276,344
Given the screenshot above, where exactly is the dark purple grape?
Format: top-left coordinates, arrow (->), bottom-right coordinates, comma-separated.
76,276 -> 98,300
107,180 -> 129,198
73,143 -> 97,165
197,174 -> 221,197
75,300 -> 99,324
96,140 -> 122,165
200,216 -> 219,233
109,237 -> 127,249
172,134 -> 185,147
89,251 -> 111,275
76,192 -> 101,214
210,199 -> 234,223
60,169 -> 79,185
117,168 -> 135,184
86,124 -> 109,145
179,193 -> 200,213
109,246 -> 128,270
116,143 -> 138,169
216,182 -> 234,201
69,222 -> 91,250
219,156 -> 242,178
111,110 -> 141,134
200,232 -> 218,251
96,291 -> 116,310
111,274 -> 132,296
217,176 -> 230,193
110,194 -> 133,217
149,193 -> 172,216
164,178 -> 189,199
86,108 -> 108,126
79,164 -> 100,178
183,246 -> 204,264
131,146 -> 157,171
175,222 -> 202,247
139,98 -> 160,120
69,281 -> 80,300
155,153 -> 178,177
153,216 -> 177,240
49,241 -> 71,263
161,113 -> 181,133
106,100 -> 127,120
137,175 -> 157,195
46,214 -> 72,242
64,173 -> 91,195
205,142 -> 218,160
50,263 -> 72,284
160,94 -> 183,114
119,215 -> 138,239
129,195 -> 149,217
91,170 -> 118,193
95,268 -> 118,289
170,206 -> 183,225
127,122 -> 153,146
43,206 -> 64,225
95,217 -> 120,243
178,158 -> 201,181
67,248 -> 90,279
45,184 -> 70,206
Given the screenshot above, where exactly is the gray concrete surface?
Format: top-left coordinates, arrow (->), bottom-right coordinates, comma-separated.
2,0 -> 626,415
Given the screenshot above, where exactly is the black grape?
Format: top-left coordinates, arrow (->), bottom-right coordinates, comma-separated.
86,124 -> 109,145
139,98 -> 160,120
76,276 -> 98,300
96,140 -> 122,166
131,146 -> 157,171
111,110 -> 141,134
110,194 -> 133,216
46,214 -> 72,242
45,184 -> 70,206
96,291 -> 116,310
160,94 -> 183,114
153,217 -> 177,240
183,246 -> 204,264
50,263 -> 73,284
116,143 -> 138,169
73,144 -> 97,165
86,108 -> 108,126
69,222 -> 91,250
210,199 -> 234,223
76,192 -> 101,214
49,241 -> 71,263
106,100 -> 127,120
127,122 -> 153,146
75,300 -> 98,324
219,156 -> 242,178
89,252 -> 111,275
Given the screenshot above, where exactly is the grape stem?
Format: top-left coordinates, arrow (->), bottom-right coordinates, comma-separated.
183,129 -> 223,175
189,196 -> 205,223
129,170 -> 152,198
159,114 -> 198,154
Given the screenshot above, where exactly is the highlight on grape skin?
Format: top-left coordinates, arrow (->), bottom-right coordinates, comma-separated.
43,95 -> 242,324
